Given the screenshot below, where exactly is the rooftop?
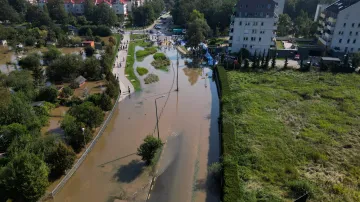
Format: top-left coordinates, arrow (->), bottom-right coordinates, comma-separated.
325,0 -> 360,14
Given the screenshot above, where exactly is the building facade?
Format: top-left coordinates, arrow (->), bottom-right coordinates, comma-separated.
317,0 -> 360,54
228,0 -> 277,55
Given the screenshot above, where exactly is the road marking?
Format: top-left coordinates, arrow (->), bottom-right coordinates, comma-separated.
147,194 -> 151,199
154,177 -> 157,182
151,184 -> 154,190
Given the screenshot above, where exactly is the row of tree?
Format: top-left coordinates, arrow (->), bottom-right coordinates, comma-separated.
0,31 -> 120,201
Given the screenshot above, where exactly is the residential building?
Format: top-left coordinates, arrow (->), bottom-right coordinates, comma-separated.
314,4 -> 329,21
317,0 -> 360,54
273,0 -> 285,14
228,0 -> 277,55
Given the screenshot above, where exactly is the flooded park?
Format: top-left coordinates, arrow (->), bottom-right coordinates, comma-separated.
50,43 -> 220,202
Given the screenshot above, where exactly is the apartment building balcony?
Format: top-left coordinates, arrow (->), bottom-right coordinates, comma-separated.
318,36 -> 329,46
320,13 -> 325,19
328,16 -> 336,23
326,24 -> 334,31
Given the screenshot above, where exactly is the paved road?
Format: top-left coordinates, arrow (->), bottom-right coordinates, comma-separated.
112,33 -> 134,101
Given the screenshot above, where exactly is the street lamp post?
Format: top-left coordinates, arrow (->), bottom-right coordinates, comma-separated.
155,95 -> 165,139
82,127 -> 86,149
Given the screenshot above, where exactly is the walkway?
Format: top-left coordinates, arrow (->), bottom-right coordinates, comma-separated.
112,33 -> 134,101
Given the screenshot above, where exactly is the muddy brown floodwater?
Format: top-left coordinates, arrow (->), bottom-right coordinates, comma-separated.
51,47 -> 220,202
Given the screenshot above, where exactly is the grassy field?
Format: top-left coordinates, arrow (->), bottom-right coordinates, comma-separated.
136,47 -> 157,61
221,69 -> 360,201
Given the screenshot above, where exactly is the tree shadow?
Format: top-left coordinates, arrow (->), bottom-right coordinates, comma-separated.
113,159 -> 145,183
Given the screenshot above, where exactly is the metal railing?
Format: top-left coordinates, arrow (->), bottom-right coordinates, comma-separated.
49,94 -> 121,198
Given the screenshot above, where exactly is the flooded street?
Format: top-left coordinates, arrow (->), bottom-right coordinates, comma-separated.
52,47 -> 220,202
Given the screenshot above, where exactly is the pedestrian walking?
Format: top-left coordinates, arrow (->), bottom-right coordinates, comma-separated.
128,86 -> 130,94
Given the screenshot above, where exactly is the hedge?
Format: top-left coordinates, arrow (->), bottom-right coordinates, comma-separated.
214,66 -> 241,202
78,25 -> 111,37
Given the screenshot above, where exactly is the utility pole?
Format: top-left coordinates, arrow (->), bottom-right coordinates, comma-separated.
155,96 -> 165,139
176,50 -> 179,91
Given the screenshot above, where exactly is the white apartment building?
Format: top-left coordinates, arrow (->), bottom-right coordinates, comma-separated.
273,0 -> 284,14
228,0 -> 277,55
317,0 -> 360,53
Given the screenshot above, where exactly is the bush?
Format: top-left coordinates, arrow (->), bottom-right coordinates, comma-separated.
287,180 -> 314,198
78,25 -> 112,37
137,135 -> 163,165
25,36 -> 36,46
144,73 -> 159,84
99,93 -> 112,111
136,66 -> 149,76
61,115 -> 92,152
151,58 -> 170,71
105,81 -> 119,98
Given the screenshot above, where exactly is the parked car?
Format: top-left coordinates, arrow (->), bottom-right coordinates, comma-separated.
150,29 -> 155,34
155,25 -> 162,29
294,54 -> 300,60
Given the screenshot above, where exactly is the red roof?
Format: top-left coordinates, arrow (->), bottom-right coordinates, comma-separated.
95,0 -> 112,5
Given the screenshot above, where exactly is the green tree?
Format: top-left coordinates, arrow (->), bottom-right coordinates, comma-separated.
47,54 -> 83,82
251,51 -> 257,69
264,51 -> 270,69
84,0 -> 95,21
25,5 -> 53,27
0,152 -> 49,202
61,86 -> 74,98
92,3 -> 117,26
244,58 -> 250,70
61,115 -> 91,152
100,93 -> 112,111
0,123 -> 28,152
46,141 -> 76,178
32,66 -> 45,87
47,0 -> 68,23
271,55 -> 276,69
278,14 -> 292,37
81,57 -> 101,80
294,10 -> 313,37
105,81 -> 119,98
37,86 -> 59,103
68,102 -> 104,128
185,10 -> 211,49
43,47 -> 62,65
352,52 -> 360,68
0,0 -> 22,23
137,135 -> 163,165
6,70 -> 35,99
18,53 -> 41,71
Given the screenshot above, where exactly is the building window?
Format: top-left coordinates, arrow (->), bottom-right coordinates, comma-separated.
344,23 -> 346,27
239,21 -> 242,25
353,39 -> 356,43
261,22 -> 264,26
345,47 -> 348,52
358,23 -> 360,28
229,36 -> 233,40
351,48 -> 354,52
244,37 -> 248,41
338,31 -> 341,35
347,39 -> 350,44
352,23 -> 355,27
250,45 -> 253,48
253,22 -> 258,26
230,28 -> 233,33
245,4 -> 248,8
339,39 -> 342,43
268,4 -> 271,9
356,32 -> 359,36
243,44 -> 247,48
350,31 -> 352,36
260,12 -> 263,17
252,29 -> 257,34
259,37 -> 262,41
244,12 -> 248,17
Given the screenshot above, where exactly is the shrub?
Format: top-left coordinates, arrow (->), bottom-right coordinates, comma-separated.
137,135 -> 163,165
287,180 -> 314,198
85,46 -> 95,57
136,67 -> 149,76
144,73 -> 159,84
61,86 -> 74,98
37,86 -> 59,103
151,58 -> 170,71
46,141 -> 76,178
153,52 -> 167,60
68,102 -> 104,128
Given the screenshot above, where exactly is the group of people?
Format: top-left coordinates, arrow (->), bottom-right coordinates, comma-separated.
113,38 -> 132,95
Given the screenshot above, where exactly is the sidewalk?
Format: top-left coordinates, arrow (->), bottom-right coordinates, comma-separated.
112,33 -> 135,101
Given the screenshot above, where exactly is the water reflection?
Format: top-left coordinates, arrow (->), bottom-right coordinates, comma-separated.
183,67 -> 202,85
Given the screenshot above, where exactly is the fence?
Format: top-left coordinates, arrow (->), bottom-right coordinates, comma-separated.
49,94 -> 121,198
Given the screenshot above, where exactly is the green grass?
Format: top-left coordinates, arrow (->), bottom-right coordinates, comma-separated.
220,69 -> 360,201
136,67 -> 148,76
144,73 -> 159,84
136,47 -> 157,61
125,40 -> 141,91
130,34 -> 147,40
276,40 -> 285,49
151,53 -> 170,71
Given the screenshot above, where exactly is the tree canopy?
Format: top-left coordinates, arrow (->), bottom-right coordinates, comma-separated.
185,10 -> 211,48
